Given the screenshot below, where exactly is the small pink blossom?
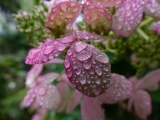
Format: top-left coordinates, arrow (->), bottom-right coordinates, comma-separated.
151,21 -> 160,35
21,64 -> 61,110
128,69 -> 160,119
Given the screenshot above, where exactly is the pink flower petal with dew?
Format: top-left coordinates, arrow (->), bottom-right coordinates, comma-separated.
35,84 -> 61,110
21,88 -> 36,107
64,41 -> 111,97
37,72 -> 60,84
67,90 -> 83,113
98,73 -> 132,104
136,69 -> 160,90
45,1 -> 82,33
134,90 -> 152,119
111,0 -> 143,37
151,21 -> 160,35
144,0 -> 160,19
25,38 -> 70,65
83,4 -> 112,34
56,82 -> 70,112
84,0 -> 127,7
81,96 -> 105,120
76,30 -> 103,41
26,64 -> 43,88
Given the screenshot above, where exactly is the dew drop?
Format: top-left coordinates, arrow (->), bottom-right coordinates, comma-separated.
95,76 -> 101,85
38,87 -> 46,96
77,50 -> 92,61
79,74 -> 86,85
28,48 -> 40,59
83,61 -> 91,69
44,46 -> 54,55
95,66 -> 102,76
64,60 -> 70,68
67,49 -> 73,56
57,44 -> 66,51
74,41 -> 88,52
66,70 -> 72,77
96,53 -> 109,64
75,68 -> 81,75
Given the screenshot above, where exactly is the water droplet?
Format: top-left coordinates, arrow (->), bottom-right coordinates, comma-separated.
67,49 -> 72,56
66,70 -> 72,77
77,50 -> 92,61
103,66 -> 109,72
44,45 -> 54,55
28,48 -> 40,59
95,76 -> 101,85
70,2 -> 76,7
92,84 -> 101,95
64,60 -> 70,68
74,41 -> 87,52
75,68 -> 81,75
95,66 -> 102,76
79,74 -> 86,85
57,44 -> 66,51
60,3 -> 67,11
96,53 -> 109,63
38,87 -> 46,96
83,61 -> 91,69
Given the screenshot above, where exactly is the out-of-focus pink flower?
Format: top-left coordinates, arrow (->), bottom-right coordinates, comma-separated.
112,0 -> 160,37
151,21 -> 160,35
67,73 -> 132,120
128,69 -> 160,119
31,109 -> 46,120
21,64 -> 61,110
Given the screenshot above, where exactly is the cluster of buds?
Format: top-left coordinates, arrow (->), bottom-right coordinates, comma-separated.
17,0 -> 160,119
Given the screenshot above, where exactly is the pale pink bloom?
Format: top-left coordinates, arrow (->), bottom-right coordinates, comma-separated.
111,0 -> 143,37
143,0 -> 160,19
21,64 -> 61,110
112,0 -> 160,37
151,21 -> 160,35
128,69 -> 160,119
84,0 -> 127,7
67,73 -> 132,120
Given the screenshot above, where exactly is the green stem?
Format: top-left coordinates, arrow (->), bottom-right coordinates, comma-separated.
137,28 -> 149,41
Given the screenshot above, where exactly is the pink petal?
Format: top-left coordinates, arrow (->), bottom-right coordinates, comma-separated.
37,72 -> 60,84
56,82 -> 70,112
64,41 -> 111,97
83,4 -> 112,34
151,21 -> 160,35
98,73 -> 132,104
81,96 -> 105,120
26,64 -> 43,88
66,90 -> 83,113
136,69 -> 160,90
111,0 -> 143,37
21,89 -> 36,107
35,84 -> 61,110
76,30 -> 103,41
84,0 -> 127,7
144,0 -> 160,19
134,90 -> 152,119
58,73 -> 73,87
25,38 -> 69,64
45,1 -> 82,33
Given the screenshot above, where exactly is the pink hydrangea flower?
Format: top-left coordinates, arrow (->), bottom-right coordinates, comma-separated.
21,64 -> 61,110
128,69 -> 160,119
67,73 -> 132,120
151,21 -> 160,34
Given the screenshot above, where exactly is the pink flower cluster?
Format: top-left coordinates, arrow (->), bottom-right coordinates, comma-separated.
22,0 -> 160,119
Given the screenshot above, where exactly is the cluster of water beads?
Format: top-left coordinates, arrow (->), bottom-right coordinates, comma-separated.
98,73 -> 132,104
64,41 -> 111,97
25,38 -> 70,64
112,0 -> 143,37
45,1 -> 82,31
